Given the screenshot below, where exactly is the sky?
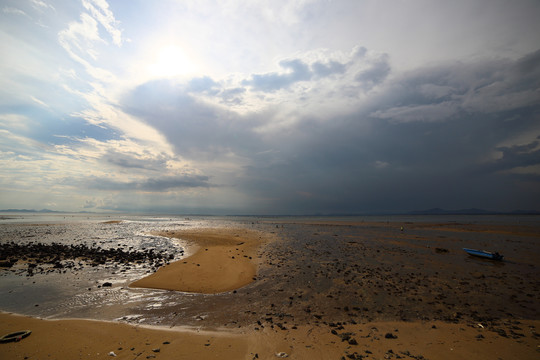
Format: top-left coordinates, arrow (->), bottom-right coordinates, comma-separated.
1,0 -> 540,215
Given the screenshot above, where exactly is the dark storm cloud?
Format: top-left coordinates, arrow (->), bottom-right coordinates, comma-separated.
355,54 -> 391,89
240,50 -> 540,213
75,174 -> 211,192
476,137 -> 540,175
104,151 -> 168,170
370,50 -> 540,123
140,175 -> 211,191
122,79 -> 262,159
122,49 -> 540,213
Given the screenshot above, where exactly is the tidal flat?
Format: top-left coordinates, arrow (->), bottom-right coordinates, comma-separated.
1,214 -> 539,359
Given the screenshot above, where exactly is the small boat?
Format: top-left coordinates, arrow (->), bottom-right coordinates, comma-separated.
0,330 -> 32,343
463,248 -> 503,261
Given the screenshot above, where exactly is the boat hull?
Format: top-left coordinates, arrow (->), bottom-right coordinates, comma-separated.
463,248 -> 503,261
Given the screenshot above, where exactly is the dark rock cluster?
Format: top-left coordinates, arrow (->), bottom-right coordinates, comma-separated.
0,241 -> 178,276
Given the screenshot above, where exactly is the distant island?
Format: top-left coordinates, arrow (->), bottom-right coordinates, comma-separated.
407,208 -> 540,215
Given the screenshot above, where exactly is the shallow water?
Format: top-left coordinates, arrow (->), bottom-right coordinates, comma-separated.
0,214 -> 219,321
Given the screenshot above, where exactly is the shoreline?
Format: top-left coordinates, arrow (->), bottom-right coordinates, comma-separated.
2,312 -> 538,359
130,228 -> 269,294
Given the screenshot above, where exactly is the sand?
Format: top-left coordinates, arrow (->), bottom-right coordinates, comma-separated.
130,228 -> 267,293
2,312 -> 538,359
0,312 -> 248,359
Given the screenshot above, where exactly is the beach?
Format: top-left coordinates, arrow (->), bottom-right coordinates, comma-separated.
1,215 -> 539,359
2,312 -> 539,359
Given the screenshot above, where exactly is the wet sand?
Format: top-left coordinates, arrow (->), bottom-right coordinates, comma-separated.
0,312 -> 248,359
2,312 -> 538,359
2,218 -> 539,359
130,228 -> 268,293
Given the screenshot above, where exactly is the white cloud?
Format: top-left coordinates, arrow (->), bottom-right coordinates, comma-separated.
82,0 -> 123,46
0,114 -> 34,131
2,7 -> 28,16
30,96 -> 49,108
30,0 -> 55,12
58,12 -> 104,67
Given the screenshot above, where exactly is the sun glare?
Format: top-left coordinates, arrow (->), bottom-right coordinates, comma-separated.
148,45 -> 198,78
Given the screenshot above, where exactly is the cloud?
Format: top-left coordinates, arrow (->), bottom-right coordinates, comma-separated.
79,174 -> 211,192
2,0 -> 540,214
230,49 -> 540,212
478,137 -> 540,175
243,58 -> 313,91
57,0 -> 123,82
355,54 -> 391,89
82,0 -> 123,46
58,12 -> 103,56
240,47 -> 392,107
103,150 -> 169,171
57,12 -> 116,83
187,76 -> 220,94
2,7 -> 28,17
122,79 -> 262,160
311,60 -> 347,77
219,87 -> 246,104
370,102 -> 459,123
83,199 -> 96,208
366,50 -> 540,125
30,0 -> 55,12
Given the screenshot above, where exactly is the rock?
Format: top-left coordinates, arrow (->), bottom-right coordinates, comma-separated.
385,332 -> 398,339
108,351 -> 117,357
102,282 -> 113,287
275,352 -> 288,358
152,348 -> 160,352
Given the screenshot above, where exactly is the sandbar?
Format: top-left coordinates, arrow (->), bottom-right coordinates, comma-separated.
130,228 -> 267,293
